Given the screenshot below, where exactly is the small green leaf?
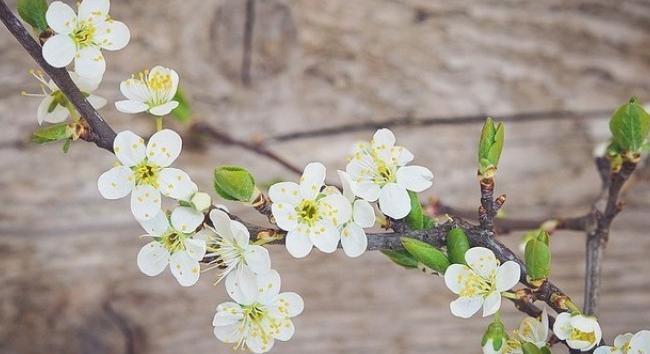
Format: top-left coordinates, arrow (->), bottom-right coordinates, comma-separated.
446,227 -> 470,265
32,123 -> 73,143
62,138 -> 71,153
171,87 -> 192,124
478,117 -> 505,177
609,97 -> 650,153
17,0 -> 48,32
214,165 -> 256,202
381,250 -> 418,269
521,342 -> 543,354
406,191 -> 424,230
524,237 -> 551,281
401,237 -> 449,273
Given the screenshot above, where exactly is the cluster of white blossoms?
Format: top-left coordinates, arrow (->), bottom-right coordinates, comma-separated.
269,128 -> 432,258
595,330 -> 650,354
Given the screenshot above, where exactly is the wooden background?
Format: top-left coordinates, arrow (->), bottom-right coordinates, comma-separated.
1,0 -> 650,353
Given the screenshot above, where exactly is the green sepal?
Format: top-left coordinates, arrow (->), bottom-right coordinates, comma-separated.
481,316 -> 507,351
62,138 -> 72,153
32,123 -> 73,144
609,97 -> 650,154
171,86 -> 192,124
406,191 -> 425,230
524,231 -> 551,281
213,165 -> 256,202
478,117 -> 505,177
178,200 -> 194,208
381,250 -> 418,269
401,237 -> 449,273
446,227 -> 470,265
17,0 -> 48,32
521,342 -> 543,354
422,215 -> 435,229
540,346 -> 552,354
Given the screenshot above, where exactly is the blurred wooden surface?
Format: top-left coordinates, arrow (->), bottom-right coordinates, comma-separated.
1,0 -> 650,353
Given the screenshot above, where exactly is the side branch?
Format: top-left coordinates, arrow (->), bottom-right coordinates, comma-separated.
0,0 -> 116,151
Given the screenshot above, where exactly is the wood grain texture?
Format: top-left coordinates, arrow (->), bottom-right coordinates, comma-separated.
1,0 -> 650,353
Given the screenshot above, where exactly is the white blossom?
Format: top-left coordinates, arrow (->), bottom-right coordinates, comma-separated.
444,247 -> 520,318
269,162 -> 351,258
595,330 -> 650,354
630,330 -> 650,354
136,208 -> 206,287
500,309 -> 549,354
97,129 -> 197,220
115,66 -> 180,116
42,0 -> 130,79
201,208 -> 271,287
553,313 -> 602,352
345,128 -> 433,219
213,270 -> 304,353
24,70 -> 106,125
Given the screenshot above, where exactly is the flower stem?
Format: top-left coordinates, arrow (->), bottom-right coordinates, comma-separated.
501,291 -> 518,300
156,117 -> 163,131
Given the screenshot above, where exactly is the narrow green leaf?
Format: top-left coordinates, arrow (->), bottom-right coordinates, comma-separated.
609,97 -> 650,153
32,123 -> 72,143
446,227 -> 470,265
62,138 -> 71,153
17,0 -> 48,32
401,237 -> 449,273
525,239 -> 550,281
171,87 -> 192,124
406,191 -> 424,230
381,250 -> 418,269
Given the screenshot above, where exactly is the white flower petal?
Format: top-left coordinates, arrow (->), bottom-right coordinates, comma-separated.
613,333 -> 634,349
229,220 -> 251,247
341,223 -> 367,258
97,165 -> 134,199
213,323 -> 241,343
276,292 -> 304,317
319,193 -> 352,226
213,301 -> 243,326
42,34 -> 76,68
115,100 -> 148,114
226,268 -> 257,305
352,199 -> 375,228
137,209 -> 169,236
443,264 -> 473,295
496,261 -> 521,292
209,209 -> 233,240
159,168 -> 197,201
396,165 -> 433,192
465,247 -> 498,279
148,66 -> 179,100
353,181 -> 381,202
300,162 -> 326,200
74,46 -> 106,79
130,184 -> 161,220
271,202 -> 298,231
120,78 -> 150,102
393,146 -> 414,166
256,270 -> 281,305
378,182 -> 410,219
37,96 -> 69,124
285,225 -> 313,258
113,130 -> 145,167
309,220 -> 340,254
78,0 -> 109,21
46,1 -> 76,34
552,313 -> 573,340
372,128 -> 396,151
95,20 -> 130,50
450,296 -> 483,319
246,331 -> 274,353
146,129 -> 182,167
148,101 -> 179,116
482,291 -> 501,317
337,170 -> 355,202
86,95 -> 107,110
630,330 -> 650,354
272,319 -> 295,342
243,245 -> 271,274
69,71 -> 100,92
136,241 -> 169,276
268,182 -> 301,205
169,251 -> 201,287
183,237 -> 207,262
170,206 -> 204,233
593,346 -> 617,354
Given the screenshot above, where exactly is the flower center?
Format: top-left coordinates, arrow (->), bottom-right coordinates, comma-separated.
147,71 -> 173,93
569,329 -> 596,344
374,160 -> 394,184
161,231 -> 186,253
459,271 -> 495,298
72,20 -> 96,47
133,161 -> 161,188
297,200 -> 319,226
48,90 -> 69,113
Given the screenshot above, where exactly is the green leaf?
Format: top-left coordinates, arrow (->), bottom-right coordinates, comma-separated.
213,165 -> 256,202
446,227 -> 470,265
406,191 -> 424,230
381,250 -> 418,269
524,238 -> 550,281
17,0 -> 48,32
171,87 -> 192,124
521,342 -> 543,354
32,123 -> 73,143
401,237 -> 449,273
478,117 -> 505,177
62,138 -> 71,153
609,97 -> 650,153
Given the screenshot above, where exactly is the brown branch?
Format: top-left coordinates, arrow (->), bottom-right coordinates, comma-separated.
0,0 -> 116,152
